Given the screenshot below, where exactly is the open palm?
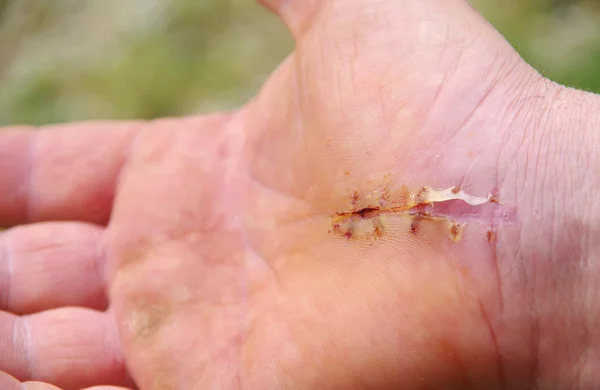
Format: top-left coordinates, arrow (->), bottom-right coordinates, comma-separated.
1,1 -> 579,389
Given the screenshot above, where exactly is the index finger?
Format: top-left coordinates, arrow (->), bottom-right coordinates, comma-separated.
0,121 -> 140,227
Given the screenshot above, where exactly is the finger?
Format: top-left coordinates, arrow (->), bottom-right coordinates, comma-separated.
23,383 -> 131,390
22,383 -> 61,390
81,387 -> 133,390
0,375 -> 119,390
260,0 -> 496,42
0,308 -> 133,390
0,371 -> 24,390
0,222 -> 107,315
0,121 -> 140,228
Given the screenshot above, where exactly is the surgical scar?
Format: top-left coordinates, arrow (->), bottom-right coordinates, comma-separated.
330,185 -> 502,241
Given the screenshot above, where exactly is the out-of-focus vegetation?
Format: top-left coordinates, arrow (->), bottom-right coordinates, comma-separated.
473,0 -> 600,92
0,0 -> 292,125
0,0 -> 599,126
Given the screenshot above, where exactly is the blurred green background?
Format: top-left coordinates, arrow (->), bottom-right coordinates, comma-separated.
0,0 -> 599,126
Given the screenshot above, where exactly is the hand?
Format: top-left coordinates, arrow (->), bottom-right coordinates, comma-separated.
2,1 -> 599,389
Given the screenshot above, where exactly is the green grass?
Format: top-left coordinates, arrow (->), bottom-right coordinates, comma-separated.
0,0 -> 598,126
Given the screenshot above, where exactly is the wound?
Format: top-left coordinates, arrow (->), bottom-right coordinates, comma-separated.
331,185 -> 515,242
448,222 -> 465,242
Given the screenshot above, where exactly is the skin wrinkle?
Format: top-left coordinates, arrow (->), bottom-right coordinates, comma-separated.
286,60 -> 307,155
483,241 -> 506,390
426,67 -> 448,133
496,75 -> 546,197
376,82 -> 388,129
350,15 -> 358,61
435,22 -> 452,67
577,107 -> 595,197
241,222 -> 282,290
236,220 -> 254,390
96,231 -> 109,294
226,126 -> 250,390
559,108 -> 592,388
529,96 -> 554,220
1,232 -> 12,309
527,93 -> 549,386
528,91 -> 556,386
530,295 -> 541,389
25,130 -> 36,223
490,69 -> 544,216
486,192 -> 504,316
424,23 -> 466,134
517,200 -> 537,389
108,122 -> 143,228
579,257 -> 593,387
12,315 -> 20,363
485,72 -> 550,389
447,42 -> 498,136
510,81 -> 556,208
453,55 -> 520,147
579,230 -> 592,387
333,52 -> 347,125
296,27 -> 319,127
513,102 -> 538,198
20,316 -> 33,380
348,39 -> 357,101
107,310 -> 125,368
571,260 -> 588,389
288,67 -> 309,161
495,69 -> 546,173
456,145 -> 483,191
248,173 -> 313,215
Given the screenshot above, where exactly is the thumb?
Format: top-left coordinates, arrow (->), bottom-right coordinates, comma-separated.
257,0 -> 320,38
258,0 -> 498,40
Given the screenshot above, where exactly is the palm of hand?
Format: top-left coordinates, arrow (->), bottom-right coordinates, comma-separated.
0,1 -> 541,389
108,2 -> 532,389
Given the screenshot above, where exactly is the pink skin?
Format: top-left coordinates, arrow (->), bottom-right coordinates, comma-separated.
1,0 -> 599,389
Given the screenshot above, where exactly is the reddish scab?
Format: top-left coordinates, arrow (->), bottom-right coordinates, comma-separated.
487,229 -> 496,242
489,190 -> 500,203
358,207 -> 380,219
451,186 -> 461,194
329,224 -> 342,235
448,223 -> 464,242
410,218 -> 421,234
450,224 -> 460,237
351,191 -> 360,205
373,226 -> 383,238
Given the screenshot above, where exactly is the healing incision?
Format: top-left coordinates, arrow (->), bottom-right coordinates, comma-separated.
330,185 -> 508,242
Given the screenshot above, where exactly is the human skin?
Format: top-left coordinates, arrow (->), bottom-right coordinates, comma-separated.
0,0 -> 599,389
